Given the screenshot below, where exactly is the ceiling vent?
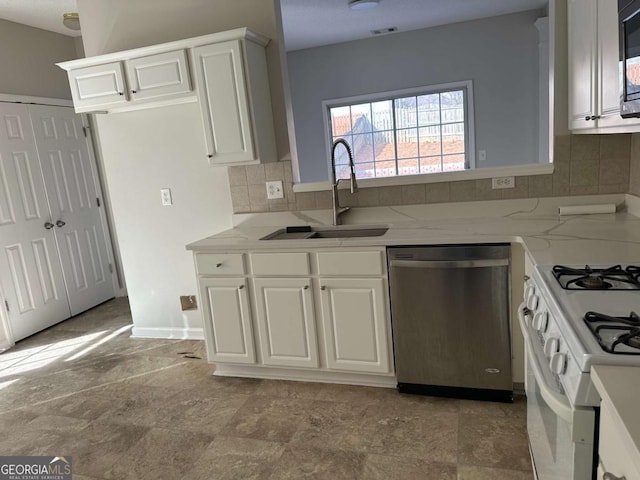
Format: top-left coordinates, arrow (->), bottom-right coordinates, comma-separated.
371,26 -> 398,36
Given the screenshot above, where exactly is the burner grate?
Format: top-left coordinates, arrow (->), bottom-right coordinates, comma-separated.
552,265 -> 640,290
584,311 -> 640,354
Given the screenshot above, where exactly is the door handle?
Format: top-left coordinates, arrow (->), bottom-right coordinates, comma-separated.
44,221 -> 55,230
55,220 -> 66,228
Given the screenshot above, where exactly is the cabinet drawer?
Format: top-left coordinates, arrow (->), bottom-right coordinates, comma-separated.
317,251 -> 384,276
196,253 -> 245,275
250,252 -> 310,275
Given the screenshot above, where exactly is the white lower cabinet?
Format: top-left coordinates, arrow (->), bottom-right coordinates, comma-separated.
199,277 -> 256,364
598,398 -> 640,480
319,278 -> 391,374
252,277 -> 319,368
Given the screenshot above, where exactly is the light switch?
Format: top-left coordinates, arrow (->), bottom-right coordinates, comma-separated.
266,181 -> 284,199
160,188 -> 173,206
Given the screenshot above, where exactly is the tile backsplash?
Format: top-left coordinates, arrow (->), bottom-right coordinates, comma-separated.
229,134 -> 632,214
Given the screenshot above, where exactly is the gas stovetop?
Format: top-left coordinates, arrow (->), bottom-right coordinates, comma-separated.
552,264 -> 640,290
584,311 -> 640,355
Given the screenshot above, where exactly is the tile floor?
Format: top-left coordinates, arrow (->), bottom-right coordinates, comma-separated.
0,298 -> 533,479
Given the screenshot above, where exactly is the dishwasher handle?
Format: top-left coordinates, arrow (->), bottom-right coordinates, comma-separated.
389,258 -> 509,269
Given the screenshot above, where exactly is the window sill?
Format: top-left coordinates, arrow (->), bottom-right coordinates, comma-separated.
292,162 -> 555,192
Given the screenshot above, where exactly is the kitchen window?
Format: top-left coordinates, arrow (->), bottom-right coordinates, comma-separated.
325,81 -> 474,180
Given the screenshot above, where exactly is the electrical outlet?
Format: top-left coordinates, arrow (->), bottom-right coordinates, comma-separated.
160,188 -> 172,206
479,150 -> 487,162
266,180 -> 284,199
180,295 -> 197,311
492,176 -> 515,189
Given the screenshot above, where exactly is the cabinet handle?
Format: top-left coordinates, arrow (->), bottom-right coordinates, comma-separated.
131,90 -> 137,94
303,285 -> 309,290
603,473 -> 626,480
524,275 -> 530,281
207,154 -> 213,159
55,220 -> 66,228
320,286 -> 326,291
216,263 -> 222,268
585,115 -> 591,121
238,285 -> 244,290
118,92 -> 124,96
44,221 -> 55,230
591,115 -> 601,120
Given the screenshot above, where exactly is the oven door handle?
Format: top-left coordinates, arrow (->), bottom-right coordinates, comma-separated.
518,302 -> 574,423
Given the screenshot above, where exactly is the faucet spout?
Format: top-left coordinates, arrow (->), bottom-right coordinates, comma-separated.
330,138 -> 358,225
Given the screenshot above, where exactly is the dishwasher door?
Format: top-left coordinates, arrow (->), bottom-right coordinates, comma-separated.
388,245 -> 512,402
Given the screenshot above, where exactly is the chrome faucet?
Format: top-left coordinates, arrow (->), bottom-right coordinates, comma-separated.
330,138 -> 358,225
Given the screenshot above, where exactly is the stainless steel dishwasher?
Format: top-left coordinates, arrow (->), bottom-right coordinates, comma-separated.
387,244 -> 512,402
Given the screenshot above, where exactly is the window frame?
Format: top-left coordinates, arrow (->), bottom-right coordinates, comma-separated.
322,80 -> 476,182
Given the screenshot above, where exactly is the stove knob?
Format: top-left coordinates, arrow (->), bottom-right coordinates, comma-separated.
533,311 -> 549,332
550,352 -> 567,375
526,293 -> 539,311
544,337 -> 559,356
524,285 -> 535,301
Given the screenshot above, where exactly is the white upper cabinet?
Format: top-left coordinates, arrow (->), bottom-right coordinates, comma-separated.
58,29 -> 276,165
569,0 -> 640,132
67,61 -> 129,111
124,50 -> 191,101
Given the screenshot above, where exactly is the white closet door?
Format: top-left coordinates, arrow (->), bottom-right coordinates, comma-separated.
0,103 -> 71,340
29,105 -> 115,316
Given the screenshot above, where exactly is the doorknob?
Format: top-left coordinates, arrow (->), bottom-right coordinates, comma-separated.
55,220 -> 66,228
44,221 -> 54,230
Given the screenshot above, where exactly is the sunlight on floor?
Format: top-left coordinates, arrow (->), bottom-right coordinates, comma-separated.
0,328 -> 129,378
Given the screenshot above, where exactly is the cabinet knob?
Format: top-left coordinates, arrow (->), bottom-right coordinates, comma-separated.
118,92 -> 124,96
320,286 -> 326,291
238,285 -> 244,290
131,90 -> 137,94
303,285 -> 309,290
585,115 -> 591,121
603,473 -> 626,480
523,275 -> 530,281
55,220 -> 66,228
216,263 -> 222,268
591,115 -> 601,120
207,154 -> 213,159
44,221 -> 55,230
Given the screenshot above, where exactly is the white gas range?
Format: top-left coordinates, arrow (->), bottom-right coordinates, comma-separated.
519,264 -> 640,480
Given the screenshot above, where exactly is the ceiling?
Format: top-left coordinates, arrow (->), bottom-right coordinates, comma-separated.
0,0 -> 80,37
280,0 -> 548,51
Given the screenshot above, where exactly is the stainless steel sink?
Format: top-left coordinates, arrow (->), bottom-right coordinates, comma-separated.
260,226 -> 388,240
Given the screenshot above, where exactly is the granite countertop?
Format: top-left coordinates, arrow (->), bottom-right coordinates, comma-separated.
187,195 -> 640,266
591,365 -> 640,475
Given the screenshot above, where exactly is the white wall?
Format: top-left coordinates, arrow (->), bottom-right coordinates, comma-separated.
287,10 -> 542,182
0,19 -> 77,99
75,0 -> 285,336
94,103 -> 233,337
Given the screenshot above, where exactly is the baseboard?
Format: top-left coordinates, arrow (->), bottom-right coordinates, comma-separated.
131,326 -> 204,340
213,363 -> 397,388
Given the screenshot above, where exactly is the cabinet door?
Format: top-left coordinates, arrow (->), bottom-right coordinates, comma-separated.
67,62 -> 128,111
191,40 -> 256,165
199,277 -> 255,364
568,0 -> 598,130
253,278 -> 319,368
124,50 -> 192,101
319,278 -> 391,374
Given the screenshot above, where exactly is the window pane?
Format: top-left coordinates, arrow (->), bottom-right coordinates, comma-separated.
418,126 -> 441,157
371,101 -> 393,130
394,96 -> 417,128
398,158 -> 420,176
441,90 -> 464,123
443,154 -> 465,171
351,133 -> 374,163
442,124 -> 465,154
417,94 -> 440,126
375,160 -> 396,177
396,128 -> 418,158
420,156 -> 443,174
354,162 -> 375,178
330,106 -> 351,136
350,103 -> 372,133
374,131 -> 396,161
